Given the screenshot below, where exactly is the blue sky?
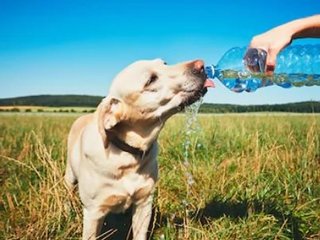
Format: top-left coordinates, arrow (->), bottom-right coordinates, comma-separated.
0,0 -> 319,105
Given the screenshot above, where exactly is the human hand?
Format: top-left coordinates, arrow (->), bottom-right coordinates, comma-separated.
248,27 -> 293,74
245,15 -> 320,74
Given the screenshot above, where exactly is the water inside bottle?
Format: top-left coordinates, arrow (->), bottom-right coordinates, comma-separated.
207,66 -> 320,92
206,45 -> 320,92
219,69 -> 320,87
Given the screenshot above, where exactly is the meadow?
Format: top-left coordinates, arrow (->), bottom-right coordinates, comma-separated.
0,112 -> 319,239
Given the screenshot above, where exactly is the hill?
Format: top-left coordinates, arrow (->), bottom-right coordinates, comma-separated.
0,95 -> 103,107
0,95 -> 319,113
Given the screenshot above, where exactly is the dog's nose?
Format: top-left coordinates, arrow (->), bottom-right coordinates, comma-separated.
194,60 -> 204,70
191,60 -> 205,74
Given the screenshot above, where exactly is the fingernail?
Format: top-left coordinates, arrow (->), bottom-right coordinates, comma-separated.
266,65 -> 275,72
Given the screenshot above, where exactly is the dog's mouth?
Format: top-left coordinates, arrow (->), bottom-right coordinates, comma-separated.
179,69 -> 215,107
199,79 -> 215,98
192,63 -> 215,95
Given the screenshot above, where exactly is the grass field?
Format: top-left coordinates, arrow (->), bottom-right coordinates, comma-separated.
0,113 -> 319,239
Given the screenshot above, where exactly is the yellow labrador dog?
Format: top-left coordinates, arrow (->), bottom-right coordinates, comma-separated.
65,59 -> 214,240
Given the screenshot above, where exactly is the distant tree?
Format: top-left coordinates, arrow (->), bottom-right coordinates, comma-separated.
11,108 -> 20,112
25,109 -> 32,112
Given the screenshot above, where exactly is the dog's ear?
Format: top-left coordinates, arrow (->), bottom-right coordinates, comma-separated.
102,97 -> 124,129
97,96 -> 125,147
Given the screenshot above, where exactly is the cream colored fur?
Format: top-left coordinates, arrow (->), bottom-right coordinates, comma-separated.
65,58 -> 207,240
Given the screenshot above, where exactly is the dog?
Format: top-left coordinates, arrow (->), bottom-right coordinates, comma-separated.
64,58 -> 214,240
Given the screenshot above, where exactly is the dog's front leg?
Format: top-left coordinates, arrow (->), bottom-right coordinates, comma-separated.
82,208 -> 104,240
132,196 -> 153,240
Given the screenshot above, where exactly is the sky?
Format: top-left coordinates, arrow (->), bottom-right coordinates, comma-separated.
0,0 -> 319,105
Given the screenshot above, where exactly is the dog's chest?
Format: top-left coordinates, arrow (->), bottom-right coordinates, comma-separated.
94,154 -> 157,213
98,172 -> 154,213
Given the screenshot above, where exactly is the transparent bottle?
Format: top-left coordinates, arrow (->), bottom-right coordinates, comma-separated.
205,45 -> 320,92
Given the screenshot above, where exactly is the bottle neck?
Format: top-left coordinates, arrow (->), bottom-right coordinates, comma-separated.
204,65 -> 216,79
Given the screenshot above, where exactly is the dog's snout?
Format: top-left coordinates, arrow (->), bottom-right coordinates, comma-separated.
189,60 -> 205,74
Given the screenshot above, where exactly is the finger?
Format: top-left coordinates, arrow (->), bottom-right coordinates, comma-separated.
265,50 -> 278,75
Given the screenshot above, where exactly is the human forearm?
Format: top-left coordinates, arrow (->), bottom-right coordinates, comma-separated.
290,15 -> 320,39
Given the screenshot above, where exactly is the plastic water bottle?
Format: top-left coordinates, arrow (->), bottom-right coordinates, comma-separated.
205,45 -> 320,92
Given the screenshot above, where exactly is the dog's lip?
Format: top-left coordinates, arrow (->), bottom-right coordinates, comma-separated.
200,87 -> 208,96
201,79 -> 214,97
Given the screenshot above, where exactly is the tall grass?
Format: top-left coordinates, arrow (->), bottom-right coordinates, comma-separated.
0,113 -> 319,239
0,115 -> 82,239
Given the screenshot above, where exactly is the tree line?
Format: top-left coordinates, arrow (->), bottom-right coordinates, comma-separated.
0,95 -> 319,113
199,101 -> 320,113
0,95 -> 103,107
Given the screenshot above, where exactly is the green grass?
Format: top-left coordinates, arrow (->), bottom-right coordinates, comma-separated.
0,113 -> 319,239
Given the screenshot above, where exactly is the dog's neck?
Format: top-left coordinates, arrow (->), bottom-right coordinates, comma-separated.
105,130 -> 153,157
106,120 -> 162,156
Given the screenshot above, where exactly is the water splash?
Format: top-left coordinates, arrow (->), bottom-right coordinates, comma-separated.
183,97 -> 203,186
179,97 -> 204,231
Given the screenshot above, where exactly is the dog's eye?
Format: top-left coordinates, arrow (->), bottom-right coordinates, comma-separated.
145,73 -> 158,87
163,62 -> 167,65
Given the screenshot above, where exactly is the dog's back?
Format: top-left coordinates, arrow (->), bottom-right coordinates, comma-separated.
65,114 -> 93,188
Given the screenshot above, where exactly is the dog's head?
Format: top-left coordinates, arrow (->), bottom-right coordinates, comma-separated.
97,59 -> 213,151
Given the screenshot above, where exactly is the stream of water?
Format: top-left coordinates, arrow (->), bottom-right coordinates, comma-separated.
183,97 -> 203,186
